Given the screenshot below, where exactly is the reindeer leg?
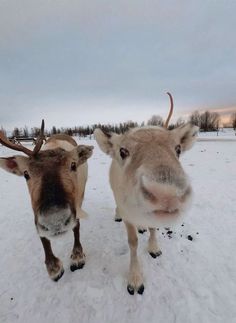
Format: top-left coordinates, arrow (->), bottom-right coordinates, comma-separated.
40,237 -> 64,281
125,221 -> 144,295
114,206 -> 122,222
70,220 -> 85,272
148,228 -> 162,258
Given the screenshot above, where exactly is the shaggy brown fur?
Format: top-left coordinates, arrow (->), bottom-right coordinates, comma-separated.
0,134 -> 93,281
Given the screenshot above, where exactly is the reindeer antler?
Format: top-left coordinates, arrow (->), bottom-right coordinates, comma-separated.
0,133 -> 34,156
164,92 -> 174,129
32,119 -> 45,155
0,120 -> 45,157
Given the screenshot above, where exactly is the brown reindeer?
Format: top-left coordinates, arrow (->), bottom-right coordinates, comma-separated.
0,121 -> 93,281
94,93 -> 199,295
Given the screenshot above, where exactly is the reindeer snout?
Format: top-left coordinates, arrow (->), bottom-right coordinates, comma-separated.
37,206 -> 75,237
141,175 -> 192,216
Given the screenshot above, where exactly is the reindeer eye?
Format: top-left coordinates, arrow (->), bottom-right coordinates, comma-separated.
175,145 -> 181,158
120,148 -> 129,160
24,171 -> 30,181
71,162 -> 77,172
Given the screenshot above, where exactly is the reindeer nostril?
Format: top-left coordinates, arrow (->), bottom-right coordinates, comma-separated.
39,224 -> 49,231
64,217 -> 71,226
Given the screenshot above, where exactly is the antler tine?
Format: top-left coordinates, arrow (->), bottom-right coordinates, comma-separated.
0,131 -> 33,156
32,119 -> 45,155
164,92 -> 174,129
0,120 -> 45,157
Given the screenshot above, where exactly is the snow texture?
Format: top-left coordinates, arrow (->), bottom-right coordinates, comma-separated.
0,131 -> 236,323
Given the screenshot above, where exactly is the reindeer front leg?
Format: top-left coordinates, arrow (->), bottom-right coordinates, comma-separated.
40,237 -> 64,281
148,228 -> 162,258
125,221 -> 144,295
70,220 -> 85,272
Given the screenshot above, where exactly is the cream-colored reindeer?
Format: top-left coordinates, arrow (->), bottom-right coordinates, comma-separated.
95,94 -> 198,294
0,121 -> 93,281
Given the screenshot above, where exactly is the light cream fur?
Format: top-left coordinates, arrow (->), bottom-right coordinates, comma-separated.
94,123 -> 198,294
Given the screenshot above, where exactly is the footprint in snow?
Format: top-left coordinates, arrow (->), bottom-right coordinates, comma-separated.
114,245 -> 129,256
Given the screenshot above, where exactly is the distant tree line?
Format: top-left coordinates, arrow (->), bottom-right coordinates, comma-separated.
189,111 -> 220,131
1,121 -> 141,139
1,110 -> 235,139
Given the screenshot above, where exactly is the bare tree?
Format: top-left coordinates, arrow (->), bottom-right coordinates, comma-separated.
23,126 -> 29,138
147,115 -> 164,126
189,111 -> 201,127
12,127 -> 21,138
231,112 -> 236,130
200,111 -> 210,131
189,110 -> 220,131
51,126 -> 58,135
31,127 -> 42,137
209,112 -> 220,131
199,111 -> 220,131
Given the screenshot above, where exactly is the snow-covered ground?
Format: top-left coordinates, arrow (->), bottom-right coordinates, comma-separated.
0,134 -> 236,323
198,128 -> 236,141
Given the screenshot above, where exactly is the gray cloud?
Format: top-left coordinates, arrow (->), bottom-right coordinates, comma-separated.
0,0 -> 236,130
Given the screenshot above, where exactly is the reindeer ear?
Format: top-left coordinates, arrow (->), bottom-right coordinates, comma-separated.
75,145 -> 94,164
94,129 -> 120,157
0,156 -> 29,176
94,129 -> 112,155
172,123 -> 199,151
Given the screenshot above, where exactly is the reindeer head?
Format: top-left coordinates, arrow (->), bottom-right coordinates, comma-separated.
0,121 -> 93,237
95,94 -> 199,228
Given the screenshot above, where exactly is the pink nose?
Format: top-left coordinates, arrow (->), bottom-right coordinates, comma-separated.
157,196 -> 180,213
141,178 -> 190,214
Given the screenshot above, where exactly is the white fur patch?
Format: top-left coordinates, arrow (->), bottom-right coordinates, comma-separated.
37,207 -> 76,238
118,189 -> 192,229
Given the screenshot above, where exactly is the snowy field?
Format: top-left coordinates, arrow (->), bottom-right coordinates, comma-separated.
0,134 -> 236,323
198,128 -> 236,141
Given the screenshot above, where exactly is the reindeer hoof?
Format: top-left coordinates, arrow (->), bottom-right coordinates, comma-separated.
70,261 -> 85,272
47,259 -> 64,282
137,284 -> 145,295
70,251 -> 85,272
127,284 -> 145,295
127,284 -> 135,295
138,229 -> 147,234
115,218 -> 122,222
53,268 -> 64,282
149,250 -> 162,258
127,268 -> 144,295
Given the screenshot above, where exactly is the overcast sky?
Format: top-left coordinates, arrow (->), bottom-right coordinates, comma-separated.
0,0 -> 236,130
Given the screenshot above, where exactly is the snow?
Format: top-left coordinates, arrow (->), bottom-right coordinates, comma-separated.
0,134 -> 236,323
198,128 -> 236,141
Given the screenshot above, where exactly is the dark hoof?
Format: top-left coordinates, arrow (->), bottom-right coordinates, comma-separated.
127,284 -> 135,295
53,269 -> 64,282
149,250 -> 162,258
138,229 -> 147,234
70,262 -> 85,272
137,284 -> 145,295
115,218 -> 122,222
127,284 -> 145,295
